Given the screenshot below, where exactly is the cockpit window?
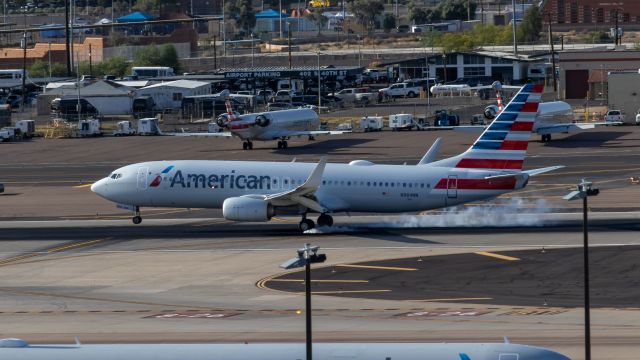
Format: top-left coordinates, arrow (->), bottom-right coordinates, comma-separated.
110,173 -> 122,179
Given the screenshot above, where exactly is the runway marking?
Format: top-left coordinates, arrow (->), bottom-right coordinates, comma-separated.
475,251 -> 520,261
267,279 -> 370,283
73,183 -> 94,188
47,239 -> 104,253
0,238 -> 111,267
304,290 -> 391,295
410,297 -> 494,302
336,264 -> 418,271
271,217 -> 295,223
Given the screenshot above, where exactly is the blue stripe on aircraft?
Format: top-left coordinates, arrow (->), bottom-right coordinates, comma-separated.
459,353 -> 472,360
495,113 -> 518,122
472,140 -> 502,150
522,83 -> 535,92
488,122 -> 513,131
504,103 -> 524,112
480,131 -> 508,141
161,165 -> 175,173
512,93 -> 529,102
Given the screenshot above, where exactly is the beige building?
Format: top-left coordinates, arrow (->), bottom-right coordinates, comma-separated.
607,71 -> 640,123
559,50 -> 640,100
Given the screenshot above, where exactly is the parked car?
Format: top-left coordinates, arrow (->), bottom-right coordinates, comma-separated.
604,110 -> 624,125
396,25 -> 410,33
270,90 -> 294,103
266,102 -> 293,111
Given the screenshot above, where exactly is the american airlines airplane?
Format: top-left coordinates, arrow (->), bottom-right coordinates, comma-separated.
0,338 -> 570,359
181,101 -> 348,150
92,83 -> 562,231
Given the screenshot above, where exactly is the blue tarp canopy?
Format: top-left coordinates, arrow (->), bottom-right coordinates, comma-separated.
255,8 -> 289,18
117,11 -> 155,23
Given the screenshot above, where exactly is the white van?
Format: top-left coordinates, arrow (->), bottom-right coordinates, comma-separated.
277,79 -> 304,93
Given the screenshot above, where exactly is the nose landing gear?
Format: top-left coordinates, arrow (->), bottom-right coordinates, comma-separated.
277,140 -> 288,149
132,206 -> 142,224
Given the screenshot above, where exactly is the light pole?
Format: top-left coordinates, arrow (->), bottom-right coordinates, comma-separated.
563,179 -> 600,360
279,0 -> 283,39
250,32 -> 255,67
441,53 -> 447,83
21,31 -> 26,110
317,51 -> 321,112
280,244 -> 327,360
222,0 -> 226,56
511,0 -> 517,55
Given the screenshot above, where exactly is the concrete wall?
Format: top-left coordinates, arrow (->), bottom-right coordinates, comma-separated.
608,72 -> 640,123
104,42 -> 192,62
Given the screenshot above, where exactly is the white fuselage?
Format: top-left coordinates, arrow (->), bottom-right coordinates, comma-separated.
92,160 -> 526,214
228,108 -> 319,141
0,342 -> 570,360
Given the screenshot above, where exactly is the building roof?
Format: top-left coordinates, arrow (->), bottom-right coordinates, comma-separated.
44,80 -> 134,96
255,9 -> 289,19
117,11 -> 155,23
140,79 -> 210,90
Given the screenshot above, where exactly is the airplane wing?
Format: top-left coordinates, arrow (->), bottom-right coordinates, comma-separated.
264,156 -> 328,213
535,121 -> 620,135
163,132 -> 233,137
287,130 -> 352,137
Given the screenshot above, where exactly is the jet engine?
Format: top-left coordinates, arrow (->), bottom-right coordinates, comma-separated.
483,105 -> 499,120
222,197 -> 274,222
216,114 -> 230,128
254,114 -> 270,127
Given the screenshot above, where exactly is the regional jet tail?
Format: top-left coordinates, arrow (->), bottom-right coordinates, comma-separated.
0,338 -> 570,360
92,83 -> 563,231
171,100 -> 349,150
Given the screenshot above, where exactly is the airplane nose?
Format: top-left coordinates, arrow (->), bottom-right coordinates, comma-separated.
91,178 -> 108,197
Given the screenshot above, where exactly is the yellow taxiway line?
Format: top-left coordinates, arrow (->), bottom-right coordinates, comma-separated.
336,264 -> 418,271
73,183 -> 94,188
412,297 -> 494,302
475,251 -> 520,261
304,290 -> 391,295
267,279 -> 370,283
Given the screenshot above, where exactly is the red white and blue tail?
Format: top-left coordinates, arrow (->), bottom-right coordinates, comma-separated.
438,83 -> 543,171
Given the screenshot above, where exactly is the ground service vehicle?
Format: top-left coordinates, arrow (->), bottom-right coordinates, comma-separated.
389,113 -> 417,130
360,116 -> 383,132
51,97 -> 98,119
113,121 -> 136,136
15,120 -> 35,138
78,119 -> 102,137
138,118 -> 161,135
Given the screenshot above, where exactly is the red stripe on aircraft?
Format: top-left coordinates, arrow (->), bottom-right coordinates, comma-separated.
510,121 -> 534,132
435,177 -> 517,190
521,102 -> 539,112
456,158 -> 524,170
149,175 -> 162,187
532,84 -> 544,93
499,140 -> 529,150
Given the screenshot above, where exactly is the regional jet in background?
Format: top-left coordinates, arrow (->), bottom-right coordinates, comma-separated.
0,338 -> 570,360
173,100 -> 349,150
92,83 -> 563,231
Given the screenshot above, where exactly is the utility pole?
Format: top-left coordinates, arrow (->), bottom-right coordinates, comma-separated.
65,0 -> 71,75
89,43 -> 93,77
511,0 -> 517,55
614,9 -> 619,46
547,13 -> 557,98
213,34 -> 217,69
288,22 -> 292,68
21,31 -> 26,110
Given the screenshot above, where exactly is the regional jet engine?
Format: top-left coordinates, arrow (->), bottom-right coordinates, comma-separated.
222,197 -> 274,222
254,114 -> 270,127
216,114 -> 230,128
483,105 -> 499,120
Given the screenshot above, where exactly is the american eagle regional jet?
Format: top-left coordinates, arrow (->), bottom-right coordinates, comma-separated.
92,83 -> 562,231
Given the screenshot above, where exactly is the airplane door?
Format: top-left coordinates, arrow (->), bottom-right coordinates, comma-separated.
446,175 -> 458,199
137,167 -> 149,190
499,354 -> 518,360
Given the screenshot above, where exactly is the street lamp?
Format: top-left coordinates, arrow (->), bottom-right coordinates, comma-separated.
250,32 -> 255,67
563,179 -> 599,360
280,244 -> 327,360
316,51 -> 322,112
441,53 -> 447,83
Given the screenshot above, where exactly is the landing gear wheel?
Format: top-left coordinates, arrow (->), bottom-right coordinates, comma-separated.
541,134 -> 551,142
243,142 -> 248,150
248,141 -> 253,150
317,213 -> 333,227
132,216 -> 142,224
299,219 -> 315,232
282,140 -> 288,149
277,141 -> 282,149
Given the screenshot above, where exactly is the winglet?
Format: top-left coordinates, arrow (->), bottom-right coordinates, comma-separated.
74,337 -> 82,347
418,137 -> 442,165
503,336 -> 510,344
301,156 -> 327,191
459,353 -> 472,360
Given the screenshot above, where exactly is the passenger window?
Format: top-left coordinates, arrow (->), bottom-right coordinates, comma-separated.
403,183 -> 406,187
367,182 -> 370,186
385,182 -> 388,187
347,181 -> 351,186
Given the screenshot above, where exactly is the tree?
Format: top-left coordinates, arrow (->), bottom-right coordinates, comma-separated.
382,13 -> 396,33
101,56 -> 130,77
438,0 -> 476,21
349,0 -> 384,32
160,44 -> 181,74
132,44 -> 181,72
133,44 -> 162,66
226,0 -> 256,35
306,9 -> 328,36
519,5 -> 542,43
28,59 -> 67,77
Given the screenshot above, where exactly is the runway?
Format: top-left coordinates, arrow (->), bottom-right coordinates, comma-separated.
1,126 -> 640,359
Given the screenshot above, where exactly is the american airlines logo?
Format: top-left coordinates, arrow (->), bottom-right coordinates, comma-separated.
170,170 -> 272,190
149,165 -> 174,188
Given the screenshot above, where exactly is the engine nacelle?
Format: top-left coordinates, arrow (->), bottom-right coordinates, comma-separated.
484,105 -> 499,120
255,114 -> 270,127
222,197 -> 274,222
216,114 -> 229,128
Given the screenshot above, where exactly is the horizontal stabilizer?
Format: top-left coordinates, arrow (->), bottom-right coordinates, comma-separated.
523,165 -> 565,176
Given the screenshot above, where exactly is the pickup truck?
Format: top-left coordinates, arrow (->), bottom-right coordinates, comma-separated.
335,88 -> 375,105
604,110 -> 625,125
379,83 -> 422,98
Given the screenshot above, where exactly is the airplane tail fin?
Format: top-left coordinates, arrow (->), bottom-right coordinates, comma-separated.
434,83 -> 544,171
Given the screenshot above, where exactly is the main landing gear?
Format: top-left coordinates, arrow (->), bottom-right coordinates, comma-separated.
132,206 -> 142,224
298,213 -> 334,232
242,140 -> 254,150
277,140 -> 288,149
541,134 -> 552,143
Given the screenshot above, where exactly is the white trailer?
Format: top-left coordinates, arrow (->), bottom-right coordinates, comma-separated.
360,116 -> 384,132
113,121 -> 136,136
138,118 -> 161,136
388,114 -> 416,131
78,119 -> 102,137
15,120 -> 35,138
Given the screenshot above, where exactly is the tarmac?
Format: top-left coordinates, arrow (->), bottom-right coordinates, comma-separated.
1,122 -> 639,359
